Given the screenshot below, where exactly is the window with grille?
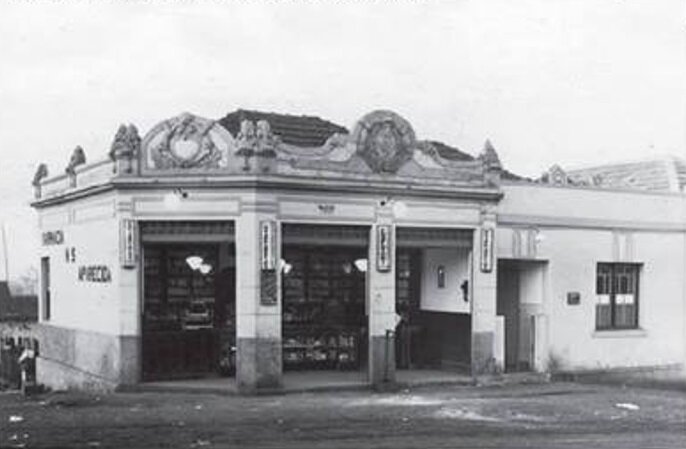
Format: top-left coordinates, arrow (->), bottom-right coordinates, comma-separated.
595,263 -> 640,330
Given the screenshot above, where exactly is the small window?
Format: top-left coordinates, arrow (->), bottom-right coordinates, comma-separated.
41,256 -> 51,321
595,263 -> 639,330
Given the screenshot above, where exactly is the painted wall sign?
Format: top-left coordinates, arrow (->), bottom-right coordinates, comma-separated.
260,220 -> 276,271
64,247 -> 76,263
42,230 -> 64,246
480,227 -> 494,273
78,265 -> 112,283
120,219 -> 137,268
317,204 -> 335,214
376,224 -> 392,272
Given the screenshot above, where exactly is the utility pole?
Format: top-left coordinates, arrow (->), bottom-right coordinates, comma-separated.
1,222 -> 9,282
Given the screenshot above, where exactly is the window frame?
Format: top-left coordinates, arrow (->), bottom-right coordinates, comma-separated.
40,256 -> 51,321
595,262 -> 641,330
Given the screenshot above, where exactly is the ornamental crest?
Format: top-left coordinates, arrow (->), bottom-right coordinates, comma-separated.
354,110 -> 415,173
144,113 -> 230,170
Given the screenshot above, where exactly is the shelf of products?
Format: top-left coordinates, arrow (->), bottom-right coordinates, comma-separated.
142,243 -> 237,380
142,246 -> 219,332
282,248 -> 366,370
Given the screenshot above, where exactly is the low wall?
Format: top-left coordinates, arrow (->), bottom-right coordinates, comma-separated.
36,324 -> 139,392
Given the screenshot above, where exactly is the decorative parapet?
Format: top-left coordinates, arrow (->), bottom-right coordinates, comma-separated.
33,109 -> 503,205
140,113 -> 234,173
352,110 -> 415,174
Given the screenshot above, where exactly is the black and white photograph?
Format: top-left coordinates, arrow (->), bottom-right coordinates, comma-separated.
0,1 -> 684,448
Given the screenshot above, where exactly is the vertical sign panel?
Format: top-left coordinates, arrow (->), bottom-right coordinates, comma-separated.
376,224 -> 392,272
480,227 -> 494,273
120,219 -> 137,268
260,220 -> 278,305
260,220 -> 275,270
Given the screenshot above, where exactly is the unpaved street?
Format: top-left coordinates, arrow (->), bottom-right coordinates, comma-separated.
1,382 -> 685,448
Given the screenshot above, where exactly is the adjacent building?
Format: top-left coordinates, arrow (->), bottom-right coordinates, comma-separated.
30,109 -> 686,392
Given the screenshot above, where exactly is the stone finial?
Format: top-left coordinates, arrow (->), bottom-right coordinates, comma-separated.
234,119 -> 279,172
479,139 -> 502,171
65,146 -> 86,175
109,123 -> 141,174
478,139 -> 502,187
32,163 -> 48,199
32,163 -> 48,187
65,146 -> 86,188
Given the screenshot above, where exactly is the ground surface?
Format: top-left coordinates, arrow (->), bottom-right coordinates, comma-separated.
1,382 -> 685,448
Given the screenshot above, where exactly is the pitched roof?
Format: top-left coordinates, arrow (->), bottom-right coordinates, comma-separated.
0,281 -> 38,322
218,109 -> 349,147
425,140 -> 474,162
567,157 -> 686,192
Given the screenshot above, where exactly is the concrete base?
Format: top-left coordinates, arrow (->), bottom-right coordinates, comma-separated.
471,331 -> 497,375
35,324 -> 139,392
369,334 -> 396,390
236,337 -> 282,393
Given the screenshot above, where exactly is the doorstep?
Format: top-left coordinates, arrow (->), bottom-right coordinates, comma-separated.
119,370 -> 549,396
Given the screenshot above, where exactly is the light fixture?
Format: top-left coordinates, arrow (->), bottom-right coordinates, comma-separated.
186,255 -> 204,271
198,263 -> 212,275
279,258 -> 293,275
342,262 -> 353,275
354,258 -> 368,273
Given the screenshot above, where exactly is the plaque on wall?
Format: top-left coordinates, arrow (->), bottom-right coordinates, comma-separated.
260,269 -> 278,305
376,224 -> 392,272
260,220 -> 276,270
567,292 -> 581,305
120,219 -> 137,268
480,227 -> 494,273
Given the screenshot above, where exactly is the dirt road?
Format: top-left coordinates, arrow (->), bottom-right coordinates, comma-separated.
1,382 -> 684,448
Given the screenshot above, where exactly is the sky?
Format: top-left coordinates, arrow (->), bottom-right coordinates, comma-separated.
0,0 -> 684,281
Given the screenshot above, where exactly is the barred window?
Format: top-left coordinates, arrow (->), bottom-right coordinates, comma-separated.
595,263 -> 640,330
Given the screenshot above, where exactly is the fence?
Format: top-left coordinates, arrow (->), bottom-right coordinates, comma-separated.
0,335 -> 39,389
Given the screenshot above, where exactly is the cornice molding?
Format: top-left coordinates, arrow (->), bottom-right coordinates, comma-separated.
31,176 -> 502,209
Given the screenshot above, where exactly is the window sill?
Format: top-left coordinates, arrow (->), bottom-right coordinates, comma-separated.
592,329 -> 647,339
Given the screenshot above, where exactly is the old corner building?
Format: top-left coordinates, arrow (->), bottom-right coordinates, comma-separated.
30,109 -> 686,393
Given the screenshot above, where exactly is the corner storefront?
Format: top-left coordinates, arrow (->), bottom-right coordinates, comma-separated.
31,109 -> 504,392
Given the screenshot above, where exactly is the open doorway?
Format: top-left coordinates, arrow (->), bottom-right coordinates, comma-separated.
395,228 -> 473,373
497,259 -> 547,372
140,221 -> 236,381
281,224 -> 369,374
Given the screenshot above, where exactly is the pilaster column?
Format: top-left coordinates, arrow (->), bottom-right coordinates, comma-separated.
235,200 -> 282,393
117,200 -> 141,385
471,206 -> 500,375
367,216 -> 396,389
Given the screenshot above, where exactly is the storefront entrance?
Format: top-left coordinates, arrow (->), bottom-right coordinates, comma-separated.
140,221 -> 236,381
396,228 -> 474,373
497,259 -> 547,372
281,224 -> 369,372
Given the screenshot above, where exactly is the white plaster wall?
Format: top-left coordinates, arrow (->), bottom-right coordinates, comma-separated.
528,227 -> 684,370
498,184 -> 686,370
38,199 -> 122,336
420,248 -> 470,314
499,184 -> 685,227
